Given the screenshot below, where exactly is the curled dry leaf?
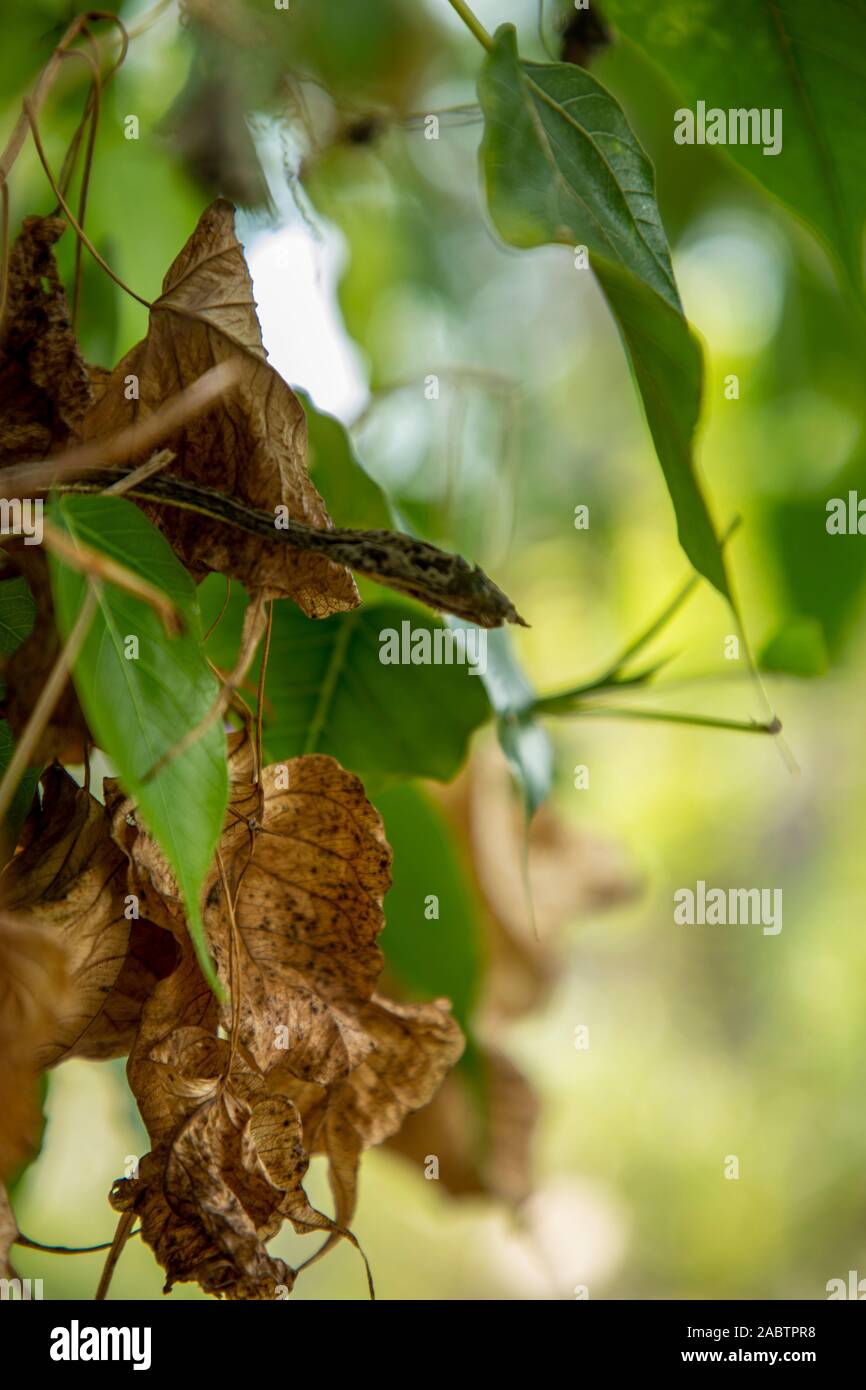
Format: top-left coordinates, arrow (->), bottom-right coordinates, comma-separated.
109,745 -> 463,1294
80,198 -> 359,616
0,766 -> 175,1065
274,994 -> 465,1249
110,954 -> 303,1299
0,911 -> 70,1182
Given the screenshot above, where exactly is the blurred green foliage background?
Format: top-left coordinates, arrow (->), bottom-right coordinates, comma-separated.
6,0 -> 866,1299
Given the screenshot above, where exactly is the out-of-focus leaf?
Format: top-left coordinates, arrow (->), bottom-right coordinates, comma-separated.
605,0 -> 866,293
299,390 -> 391,530
759,616 -> 829,678
374,783 -> 485,1028
48,494 -> 228,988
1,764 -> 177,1065
477,24 -> 729,600
0,577 -> 36,656
0,215 -> 92,464
764,455 -> 866,659
458,621 -> 553,818
0,913 -> 70,1183
0,724 -> 38,857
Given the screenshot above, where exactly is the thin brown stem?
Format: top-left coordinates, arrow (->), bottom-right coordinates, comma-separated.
255,600 -> 273,792
1,359 -> 241,496
0,583 -> 98,826
95,1209 -> 135,1300
101,447 -> 175,495
25,95 -> 151,309
16,1229 -> 138,1255
0,11 -> 128,188
140,592 -> 266,785
40,517 -> 181,635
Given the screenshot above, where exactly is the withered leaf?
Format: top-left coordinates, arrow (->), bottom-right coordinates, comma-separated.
280,994 -> 465,1242
1,1184 -> 19,1281
118,751 -> 393,1087
386,1044 -> 538,1205
0,911 -> 70,1181
114,1024 -> 295,1298
0,216 -> 93,466
113,954 -> 345,1298
111,747 -> 462,1294
80,198 -> 359,615
1,766 -> 175,1065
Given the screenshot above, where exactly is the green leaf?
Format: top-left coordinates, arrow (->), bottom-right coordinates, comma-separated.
604,0 -> 866,293
456,621 -> 553,819
298,389 -> 391,529
477,23 -> 730,599
262,599 -> 491,782
759,616 -> 829,678
198,579 -> 491,783
374,783 -> 485,1028
0,575 -> 36,657
48,495 -> 228,989
0,721 -> 39,849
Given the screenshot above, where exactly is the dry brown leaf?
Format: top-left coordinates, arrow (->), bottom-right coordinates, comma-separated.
386,1044 -> 538,1205
279,994 -> 464,1241
118,752 -> 393,1087
0,1184 -> 19,1281
112,951 -> 349,1298
0,766 -> 175,1064
79,198 -> 359,615
113,1016 -> 295,1297
109,748 -> 463,1294
0,912 -> 70,1181
0,216 -> 93,466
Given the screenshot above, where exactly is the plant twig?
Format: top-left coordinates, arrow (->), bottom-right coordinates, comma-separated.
95,1209 -> 135,1300
548,705 -> 782,735
101,447 -> 175,495
140,592 -> 267,785
25,95 -> 151,309
1,360 -> 241,496
40,517 -> 181,636
0,11 -> 128,191
446,0 -> 495,51
0,583 -> 98,826
532,518 -> 742,708
16,1229 -> 139,1255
